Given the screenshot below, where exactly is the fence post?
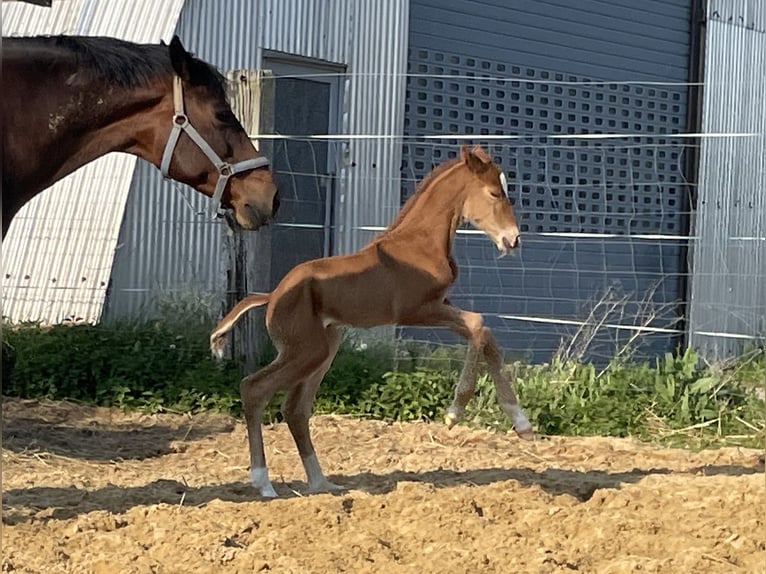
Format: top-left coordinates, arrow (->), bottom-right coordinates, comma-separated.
222,70 -> 275,372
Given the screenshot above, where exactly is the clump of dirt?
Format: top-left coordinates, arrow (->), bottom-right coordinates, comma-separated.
2,398 -> 764,573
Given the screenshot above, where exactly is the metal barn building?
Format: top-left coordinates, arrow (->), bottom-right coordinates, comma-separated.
2,0 -> 763,363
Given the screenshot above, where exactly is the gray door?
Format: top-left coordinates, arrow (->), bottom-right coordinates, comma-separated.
264,57 -> 341,287
402,0 -> 694,363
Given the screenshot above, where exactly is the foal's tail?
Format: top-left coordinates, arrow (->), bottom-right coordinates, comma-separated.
210,293 -> 271,359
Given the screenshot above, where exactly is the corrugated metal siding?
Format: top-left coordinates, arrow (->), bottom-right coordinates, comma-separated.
341,0 -> 409,253
687,2 -> 766,359
176,0 -> 408,254
708,0 -> 766,32
403,0 -> 694,363
409,0 -> 692,82
2,155 -> 136,323
104,161 -> 228,320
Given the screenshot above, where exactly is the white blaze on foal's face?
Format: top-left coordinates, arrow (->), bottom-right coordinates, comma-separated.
499,171 -> 509,198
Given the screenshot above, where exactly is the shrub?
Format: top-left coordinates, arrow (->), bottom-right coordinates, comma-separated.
3,320 -> 763,448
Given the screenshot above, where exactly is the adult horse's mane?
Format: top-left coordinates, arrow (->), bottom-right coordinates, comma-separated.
20,35 -> 229,98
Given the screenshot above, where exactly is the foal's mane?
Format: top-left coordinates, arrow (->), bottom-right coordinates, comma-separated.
22,35 -> 228,95
380,156 -> 464,237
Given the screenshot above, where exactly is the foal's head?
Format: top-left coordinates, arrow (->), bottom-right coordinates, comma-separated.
162,38 -> 279,229
458,145 -> 520,254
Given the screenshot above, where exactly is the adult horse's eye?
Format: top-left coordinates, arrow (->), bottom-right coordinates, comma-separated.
216,110 -> 239,128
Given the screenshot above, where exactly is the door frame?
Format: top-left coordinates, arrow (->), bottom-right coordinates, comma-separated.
261,51 -> 346,257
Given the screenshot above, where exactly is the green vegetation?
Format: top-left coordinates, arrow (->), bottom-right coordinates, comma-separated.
3,317 -> 764,448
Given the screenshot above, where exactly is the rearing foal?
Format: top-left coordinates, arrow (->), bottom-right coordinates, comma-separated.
211,145 -> 534,497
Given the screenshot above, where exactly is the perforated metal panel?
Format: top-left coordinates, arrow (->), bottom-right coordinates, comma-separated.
401,0 -> 694,362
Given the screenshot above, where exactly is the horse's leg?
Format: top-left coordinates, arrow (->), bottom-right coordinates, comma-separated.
281,326 -> 343,493
478,328 -> 535,439
445,342 -> 480,428
403,302 -> 534,439
239,359 -> 287,498
240,347 -> 327,497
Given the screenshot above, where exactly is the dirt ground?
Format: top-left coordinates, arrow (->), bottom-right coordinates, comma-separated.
2,398 -> 764,574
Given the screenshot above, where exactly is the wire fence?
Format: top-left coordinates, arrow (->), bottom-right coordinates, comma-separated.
2,71 -> 764,365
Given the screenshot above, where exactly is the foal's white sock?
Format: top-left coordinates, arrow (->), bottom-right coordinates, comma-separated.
302,453 -> 343,492
250,466 -> 278,498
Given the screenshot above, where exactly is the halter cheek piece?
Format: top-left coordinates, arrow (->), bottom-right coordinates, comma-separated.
160,75 -> 270,218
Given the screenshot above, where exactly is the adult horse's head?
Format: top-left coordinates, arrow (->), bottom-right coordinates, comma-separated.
458,145 -> 520,255
157,37 -> 278,228
2,35 -> 279,234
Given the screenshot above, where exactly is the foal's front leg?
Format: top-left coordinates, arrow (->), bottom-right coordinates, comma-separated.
404,302 -> 534,439
480,329 -> 535,439
444,343 -> 479,428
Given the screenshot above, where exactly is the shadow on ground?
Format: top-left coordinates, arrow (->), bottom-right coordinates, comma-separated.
3,460 -> 762,525
2,406 -> 236,462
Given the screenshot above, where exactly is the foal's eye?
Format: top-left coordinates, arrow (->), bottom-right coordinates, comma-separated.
490,190 -> 504,199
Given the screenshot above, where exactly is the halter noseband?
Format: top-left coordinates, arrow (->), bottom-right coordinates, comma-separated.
160,75 -> 270,218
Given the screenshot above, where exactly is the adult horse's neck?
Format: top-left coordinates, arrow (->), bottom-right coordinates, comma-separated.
377,160 -> 467,259
2,40 -> 172,235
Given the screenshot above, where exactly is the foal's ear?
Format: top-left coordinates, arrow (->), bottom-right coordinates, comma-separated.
169,36 -> 192,81
461,144 -> 491,173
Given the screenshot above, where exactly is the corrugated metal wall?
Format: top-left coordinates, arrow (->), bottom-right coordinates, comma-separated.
687,0 -> 766,359
106,0 -> 408,319
1,0 -> 185,324
181,0 -> 409,255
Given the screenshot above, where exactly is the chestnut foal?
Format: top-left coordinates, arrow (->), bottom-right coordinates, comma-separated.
211,145 -> 534,497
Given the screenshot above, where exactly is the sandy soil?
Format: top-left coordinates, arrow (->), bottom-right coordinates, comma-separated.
2,397 -> 764,574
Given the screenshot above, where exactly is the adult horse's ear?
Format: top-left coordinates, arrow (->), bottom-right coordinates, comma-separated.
169,35 -> 192,81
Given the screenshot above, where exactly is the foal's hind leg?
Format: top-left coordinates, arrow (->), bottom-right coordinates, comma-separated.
240,348 -> 331,497
239,359 -> 290,498
281,326 -> 343,493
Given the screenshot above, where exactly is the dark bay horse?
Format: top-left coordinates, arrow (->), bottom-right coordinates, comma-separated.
1,35 -> 279,237
210,145 -> 533,497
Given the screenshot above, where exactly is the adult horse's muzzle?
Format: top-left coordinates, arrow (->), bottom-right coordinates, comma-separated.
224,188 -> 280,230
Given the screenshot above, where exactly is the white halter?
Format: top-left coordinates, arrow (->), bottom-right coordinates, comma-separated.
160,76 -> 270,218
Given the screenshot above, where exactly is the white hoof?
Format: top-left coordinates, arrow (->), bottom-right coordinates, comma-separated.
251,467 -> 278,498
515,426 -> 536,441
444,406 -> 461,429
307,479 -> 345,494
259,483 -> 279,498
